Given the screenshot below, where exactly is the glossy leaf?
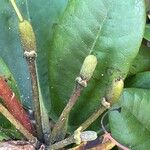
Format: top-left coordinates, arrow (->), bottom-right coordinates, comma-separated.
0,0 -> 68,110
49,0 -> 145,130
125,71 -> 150,89
128,44 -> 150,76
0,0 -> 68,139
0,0 -> 32,107
109,88 -> 150,150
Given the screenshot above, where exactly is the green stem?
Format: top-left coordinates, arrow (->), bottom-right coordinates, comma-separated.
27,59 -> 43,141
0,104 -> 37,142
78,104 -> 107,132
49,130 -> 97,150
49,135 -> 74,150
51,83 -> 84,143
10,0 -> 43,141
10,0 -> 23,22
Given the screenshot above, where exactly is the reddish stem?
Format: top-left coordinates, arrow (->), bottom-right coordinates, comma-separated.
0,77 -> 34,134
102,133 -> 130,150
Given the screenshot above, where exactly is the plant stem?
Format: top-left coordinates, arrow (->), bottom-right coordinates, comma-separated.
68,143 -> 86,150
51,55 -> 98,143
78,104 -> 107,132
92,140 -> 116,150
51,83 -> 84,143
49,135 -> 74,150
0,104 -> 37,142
39,87 -> 51,145
26,58 -> 43,141
10,0 -> 23,22
0,77 -> 34,134
10,0 -> 43,141
49,130 -> 97,150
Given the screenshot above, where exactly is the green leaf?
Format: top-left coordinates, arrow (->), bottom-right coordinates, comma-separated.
0,0 -> 32,107
109,88 -> 150,150
0,0 -> 68,110
49,0 -> 145,130
0,115 -> 22,140
125,71 -> 150,89
128,44 -> 150,76
0,0 -> 68,140
144,24 -> 150,41
0,131 -> 9,141
0,57 -> 20,99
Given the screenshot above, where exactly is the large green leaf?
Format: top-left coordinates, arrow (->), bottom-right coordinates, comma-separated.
0,0 -> 33,107
128,44 -> 150,76
109,88 -> 150,150
0,0 -> 68,110
49,0 -> 145,129
125,71 -> 150,89
0,0 -> 68,140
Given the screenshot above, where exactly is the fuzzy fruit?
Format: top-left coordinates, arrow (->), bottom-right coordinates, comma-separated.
106,79 -> 124,105
19,20 -> 36,53
80,55 -> 97,81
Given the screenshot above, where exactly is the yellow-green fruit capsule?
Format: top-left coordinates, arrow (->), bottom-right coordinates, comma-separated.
19,20 -> 36,53
80,55 -> 97,81
106,78 -> 124,105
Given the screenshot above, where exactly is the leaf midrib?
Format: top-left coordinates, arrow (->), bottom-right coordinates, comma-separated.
89,5 -> 110,54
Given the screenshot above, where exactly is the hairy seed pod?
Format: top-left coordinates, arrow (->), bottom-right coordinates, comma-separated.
80,55 -> 97,81
19,20 -> 36,54
106,78 -> 124,105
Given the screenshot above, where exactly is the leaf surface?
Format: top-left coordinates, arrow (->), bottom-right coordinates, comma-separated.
126,71 -> 150,89
49,0 -> 145,129
0,0 -> 68,110
128,44 -> 150,76
0,0 -> 68,139
109,88 -> 150,150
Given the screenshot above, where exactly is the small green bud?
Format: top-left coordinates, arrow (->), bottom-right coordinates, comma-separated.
19,20 -> 36,54
106,78 -> 124,105
80,55 -> 97,81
